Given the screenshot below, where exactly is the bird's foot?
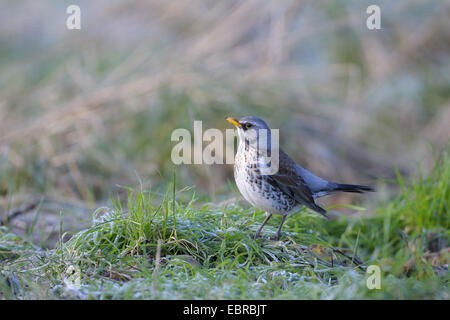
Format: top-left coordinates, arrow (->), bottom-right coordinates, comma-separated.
252,233 -> 261,240
270,233 -> 283,241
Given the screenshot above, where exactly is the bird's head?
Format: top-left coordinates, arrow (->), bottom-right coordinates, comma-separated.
226,116 -> 273,151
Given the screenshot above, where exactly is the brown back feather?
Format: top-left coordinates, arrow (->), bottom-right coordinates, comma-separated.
265,149 -> 329,218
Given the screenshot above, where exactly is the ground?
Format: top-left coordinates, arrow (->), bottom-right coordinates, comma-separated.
1,149 -> 448,299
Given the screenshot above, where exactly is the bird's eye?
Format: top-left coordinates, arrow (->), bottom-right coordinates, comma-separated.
245,123 -> 253,128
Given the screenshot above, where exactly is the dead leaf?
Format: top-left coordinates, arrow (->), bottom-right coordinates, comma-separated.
309,244 -> 335,263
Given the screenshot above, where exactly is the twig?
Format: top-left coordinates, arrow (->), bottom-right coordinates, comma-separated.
333,248 -> 366,270
152,239 -> 163,296
0,201 -> 40,226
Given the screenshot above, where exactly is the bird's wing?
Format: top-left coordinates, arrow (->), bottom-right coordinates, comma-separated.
265,149 -> 329,218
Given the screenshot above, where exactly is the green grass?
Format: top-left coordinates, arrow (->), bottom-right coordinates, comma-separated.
1,149 -> 448,299
1,1 -> 449,300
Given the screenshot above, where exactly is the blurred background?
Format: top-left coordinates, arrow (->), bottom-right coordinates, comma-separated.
0,0 -> 449,246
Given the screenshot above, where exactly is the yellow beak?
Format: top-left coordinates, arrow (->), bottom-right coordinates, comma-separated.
226,117 -> 242,127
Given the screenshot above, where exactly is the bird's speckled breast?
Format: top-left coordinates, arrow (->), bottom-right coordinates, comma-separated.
234,145 -> 298,215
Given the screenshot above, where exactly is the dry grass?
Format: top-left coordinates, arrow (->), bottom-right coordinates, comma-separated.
0,0 -> 449,246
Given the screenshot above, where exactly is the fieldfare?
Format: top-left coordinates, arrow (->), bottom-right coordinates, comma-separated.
226,116 -> 375,240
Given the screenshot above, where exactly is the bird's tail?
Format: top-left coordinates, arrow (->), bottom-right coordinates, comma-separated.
330,183 -> 375,194
309,183 -> 374,218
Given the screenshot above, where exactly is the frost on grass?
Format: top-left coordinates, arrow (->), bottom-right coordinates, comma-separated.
1,151 -> 449,299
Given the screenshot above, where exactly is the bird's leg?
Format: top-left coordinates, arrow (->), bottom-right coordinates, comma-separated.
272,215 -> 287,240
253,212 -> 272,239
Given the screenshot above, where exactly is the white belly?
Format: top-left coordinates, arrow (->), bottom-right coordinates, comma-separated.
234,152 -> 298,215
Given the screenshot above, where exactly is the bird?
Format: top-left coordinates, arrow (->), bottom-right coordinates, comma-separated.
226,116 -> 375,240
